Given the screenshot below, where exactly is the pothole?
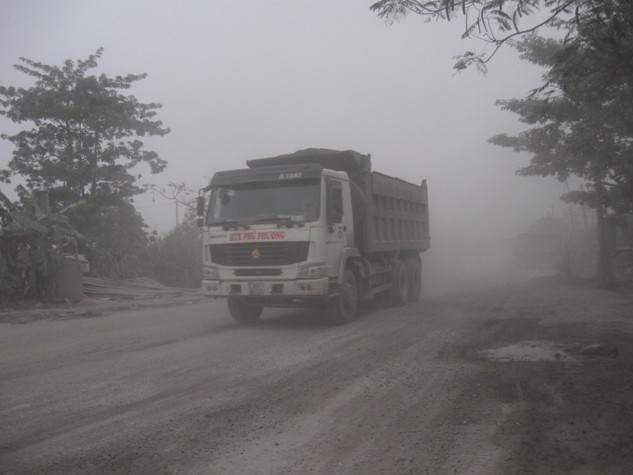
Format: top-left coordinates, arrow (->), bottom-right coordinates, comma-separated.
481,340 -> 574,362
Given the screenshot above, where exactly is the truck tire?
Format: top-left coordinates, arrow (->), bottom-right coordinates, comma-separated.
407,259 -> 422,302
328,267 -> 358,324
388,259 -> 409,306
227,298 -> 263,325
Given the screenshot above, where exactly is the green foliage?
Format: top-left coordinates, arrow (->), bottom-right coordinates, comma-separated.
0,50 -> 207,293
141,184 -> 201,288
490,8 -> 633,213
0,48 -> 170,207
372,0 -> 633,285
146,221 -> 202,289
67,196 -> 150,279
370,0 -> 586,71
0,189 -> 82,300
488,1 -> 633,285
0,49 -> 171,283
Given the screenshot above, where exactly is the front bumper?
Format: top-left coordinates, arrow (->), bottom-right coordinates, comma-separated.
202,277 -> 329,298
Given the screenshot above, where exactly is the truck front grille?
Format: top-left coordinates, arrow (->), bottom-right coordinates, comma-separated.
210,242 -> 309,266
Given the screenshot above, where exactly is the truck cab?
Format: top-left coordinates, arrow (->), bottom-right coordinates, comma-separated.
201,164 -> 354,320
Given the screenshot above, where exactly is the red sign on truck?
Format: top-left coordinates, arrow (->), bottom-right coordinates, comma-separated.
228,231 -> 287,241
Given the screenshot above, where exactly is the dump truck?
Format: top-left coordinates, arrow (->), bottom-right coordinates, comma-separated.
197,149 -> 430,324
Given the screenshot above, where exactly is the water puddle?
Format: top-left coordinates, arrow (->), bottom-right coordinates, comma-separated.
482,340 -> 574,362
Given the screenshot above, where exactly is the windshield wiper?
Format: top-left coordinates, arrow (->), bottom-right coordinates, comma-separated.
253,215 -> 304,228
274,218 -> 305,228
209,219 -> 250,230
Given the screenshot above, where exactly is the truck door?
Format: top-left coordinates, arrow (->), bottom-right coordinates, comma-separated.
325,179 -> 352,278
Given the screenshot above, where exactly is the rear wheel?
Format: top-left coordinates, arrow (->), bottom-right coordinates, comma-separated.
388,259 -> 409,306
227,298 -> 263,325
328,267 -> 358,324
407,258 -> 422,302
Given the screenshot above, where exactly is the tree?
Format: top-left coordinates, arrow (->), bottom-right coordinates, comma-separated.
68,196 -> 150,279
143,183 -> 202,288
0,49 -> 170,279
146,219 -> 202,289
489,4 -> 633,285
370,0 -> 588,71
150,181 -> 198,227
0,48 -> 169,206
371,0 -> 633,285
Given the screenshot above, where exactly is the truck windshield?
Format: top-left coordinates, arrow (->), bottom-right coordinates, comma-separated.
207,180 -> 321,225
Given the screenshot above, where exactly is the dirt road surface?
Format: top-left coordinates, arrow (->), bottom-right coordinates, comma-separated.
1,276 -> 632,474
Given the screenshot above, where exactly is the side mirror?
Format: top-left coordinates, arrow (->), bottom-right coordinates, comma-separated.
196,196 -> 205,227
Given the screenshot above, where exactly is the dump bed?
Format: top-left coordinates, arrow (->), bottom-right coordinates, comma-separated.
366,171 -> 429,253
248,149 -> 430,254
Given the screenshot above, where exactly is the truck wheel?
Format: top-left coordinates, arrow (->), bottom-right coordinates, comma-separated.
407,259 -> 422,302
388,259 -> 409,306
328,267 -> 358,324
227,298 -> 263,325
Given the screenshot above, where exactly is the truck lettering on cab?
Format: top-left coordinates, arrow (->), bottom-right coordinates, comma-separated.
257,231 -> 286,240
228,231 -> 286,241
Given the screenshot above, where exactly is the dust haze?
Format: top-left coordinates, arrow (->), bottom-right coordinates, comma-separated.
0,0 -> 567,291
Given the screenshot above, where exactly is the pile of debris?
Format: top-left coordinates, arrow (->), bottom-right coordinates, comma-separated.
83,277 -> 200,300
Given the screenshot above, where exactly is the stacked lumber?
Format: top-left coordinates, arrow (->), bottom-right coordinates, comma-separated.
83,277 -> 199,300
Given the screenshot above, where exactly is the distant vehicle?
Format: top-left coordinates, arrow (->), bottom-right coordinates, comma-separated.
197,149 -> 430,324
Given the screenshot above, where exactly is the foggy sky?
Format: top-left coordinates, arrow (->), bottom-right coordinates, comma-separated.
0,0 -> 566,247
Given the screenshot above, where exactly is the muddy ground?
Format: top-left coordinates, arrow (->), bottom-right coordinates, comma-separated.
433,278 -> 633,474
1,275 -> 632,474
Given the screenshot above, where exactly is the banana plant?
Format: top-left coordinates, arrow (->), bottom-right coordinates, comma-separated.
0,189 -> 83,300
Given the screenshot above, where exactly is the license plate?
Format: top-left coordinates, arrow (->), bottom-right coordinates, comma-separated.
248,282 -> 265,295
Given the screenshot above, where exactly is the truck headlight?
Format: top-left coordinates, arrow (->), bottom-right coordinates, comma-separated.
298,264 -> 327,279
203,266 -> 220,279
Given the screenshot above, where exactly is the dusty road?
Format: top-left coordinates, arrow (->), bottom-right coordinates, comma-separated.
1,277 -> 632,474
